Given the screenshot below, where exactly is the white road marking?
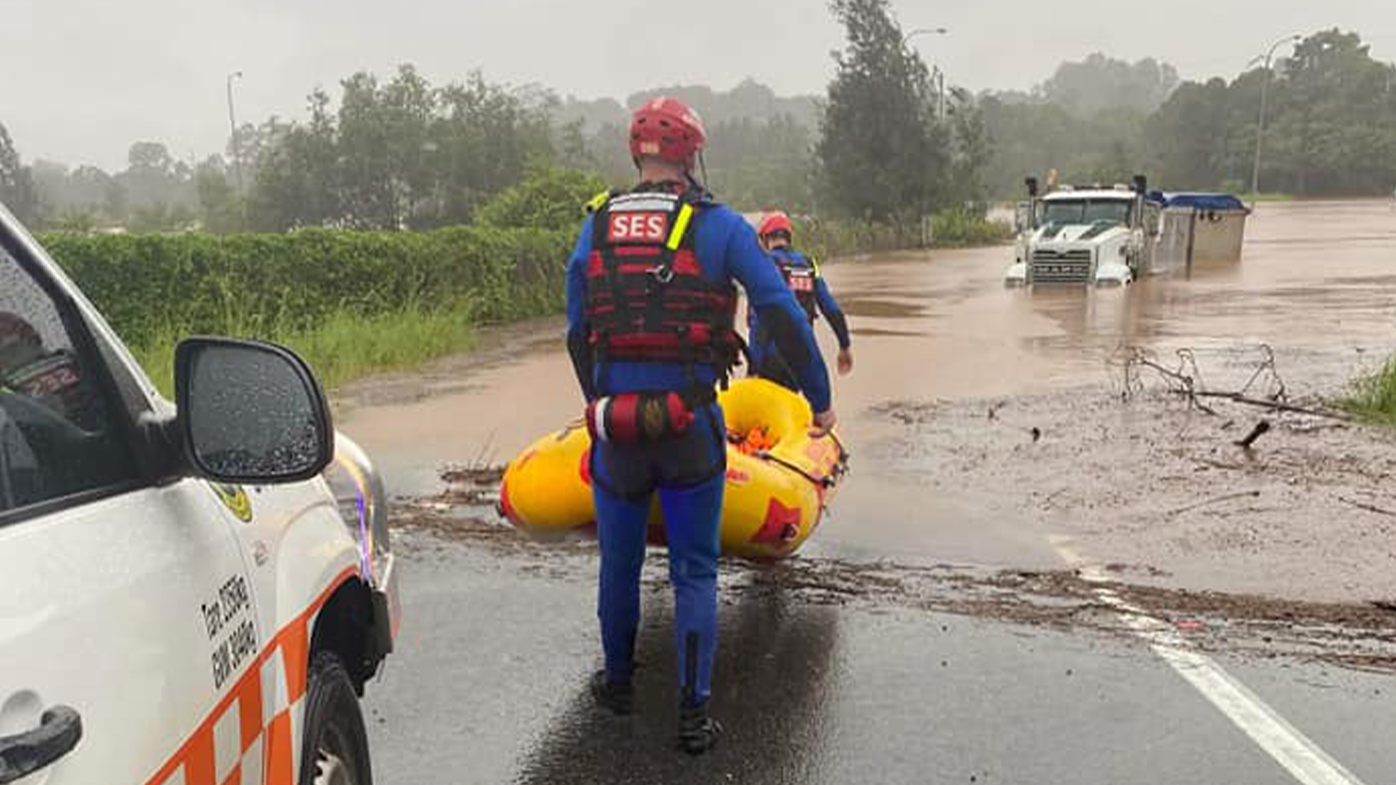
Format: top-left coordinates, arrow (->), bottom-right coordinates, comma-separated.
1048,536 -> 1366,785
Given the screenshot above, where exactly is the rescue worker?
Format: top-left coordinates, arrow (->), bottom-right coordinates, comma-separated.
565,97 -> 836,754
749,211 -> 853,388
0,311 -> 94,429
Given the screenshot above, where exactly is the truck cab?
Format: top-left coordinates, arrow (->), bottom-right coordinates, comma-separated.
1005,176 -> 1162,287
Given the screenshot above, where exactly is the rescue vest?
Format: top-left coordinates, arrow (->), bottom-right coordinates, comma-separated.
584,188 -> 740,374
772,250 -> 819,323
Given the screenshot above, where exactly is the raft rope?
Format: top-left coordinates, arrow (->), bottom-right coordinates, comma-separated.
753,450 -> 839,488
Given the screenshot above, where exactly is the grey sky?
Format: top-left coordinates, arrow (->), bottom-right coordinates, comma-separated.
5,0 -> 1396,170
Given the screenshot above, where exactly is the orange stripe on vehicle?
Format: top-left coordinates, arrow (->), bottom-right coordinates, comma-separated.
264,712 -> 295,785
184,730 -> 216,785
220,763 -> 241,785
238,673 -> 262,750
141,566 -> 359,785
282,619 -> 310,704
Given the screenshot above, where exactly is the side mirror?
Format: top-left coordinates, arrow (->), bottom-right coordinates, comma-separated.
1014,202 -> 1032,233
175,338 -> 333,484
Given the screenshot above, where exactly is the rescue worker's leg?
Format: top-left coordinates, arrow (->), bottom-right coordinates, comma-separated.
595,485 -> 649,678
660,474 -> 724,753
590,446 -> 652,714
754,354 -> 800,391
655,403 -> 726,752
658,474 -> 723,701
750,334 -> 800,391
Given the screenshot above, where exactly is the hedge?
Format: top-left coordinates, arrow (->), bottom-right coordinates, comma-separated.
39,226 -> 574,351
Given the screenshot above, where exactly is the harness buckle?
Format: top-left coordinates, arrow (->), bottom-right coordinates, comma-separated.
649,265 -> 675,284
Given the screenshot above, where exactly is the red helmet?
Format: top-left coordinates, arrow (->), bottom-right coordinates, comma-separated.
758,211 -> 794,239
629,97 -> 706,167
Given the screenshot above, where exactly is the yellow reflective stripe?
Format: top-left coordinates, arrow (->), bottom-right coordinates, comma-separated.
667,204 -> 694,251
585,190 -> 611,214
810,256 -> 822,276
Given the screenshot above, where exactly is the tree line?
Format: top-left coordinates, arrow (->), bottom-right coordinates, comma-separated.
3,8 -> 1393,235
979,30 -> 1396,198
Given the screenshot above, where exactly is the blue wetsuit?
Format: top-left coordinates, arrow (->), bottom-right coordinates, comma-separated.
566,185 -> 831,702
749,247 -> 851,388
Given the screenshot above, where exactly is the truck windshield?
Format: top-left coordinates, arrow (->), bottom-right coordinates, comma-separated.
1039,199 -> 1133,227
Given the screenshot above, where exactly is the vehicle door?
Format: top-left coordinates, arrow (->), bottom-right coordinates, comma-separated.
0,239 -> 265,785
1142,201 -> 1162,271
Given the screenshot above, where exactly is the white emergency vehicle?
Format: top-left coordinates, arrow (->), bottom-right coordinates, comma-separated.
0,202 -> 398,785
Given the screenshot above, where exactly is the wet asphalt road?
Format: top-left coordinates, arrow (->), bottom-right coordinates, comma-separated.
364,536 -> 1396,784
348,201 -> 1396,783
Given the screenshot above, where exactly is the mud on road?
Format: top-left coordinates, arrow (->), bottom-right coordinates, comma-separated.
391,442 -> 1396,679
870,360 -> 1396,605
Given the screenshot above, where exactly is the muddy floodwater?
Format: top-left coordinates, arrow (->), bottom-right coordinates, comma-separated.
357,201 -> 1396,784
342,200 -> 1396,602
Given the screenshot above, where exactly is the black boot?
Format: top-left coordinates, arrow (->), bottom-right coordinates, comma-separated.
590,670 -> 634,716
677,699 -> 722,755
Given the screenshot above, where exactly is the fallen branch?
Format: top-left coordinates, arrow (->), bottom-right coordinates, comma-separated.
1167,490 -> 1261,517
1235,420 -> 1271,449
1194,392 -> 1350,420
1337,496 -> 1396,518
1238,344 -> 1288,402
1126,348 -> 1219,414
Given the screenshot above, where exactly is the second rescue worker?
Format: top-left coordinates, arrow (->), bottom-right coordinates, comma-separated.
750,211 -> 854,388
565,97 -> 835,754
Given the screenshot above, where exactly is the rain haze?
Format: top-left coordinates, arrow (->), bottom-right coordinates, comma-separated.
6,0 -> 1396,169
13,0 -> 1396,782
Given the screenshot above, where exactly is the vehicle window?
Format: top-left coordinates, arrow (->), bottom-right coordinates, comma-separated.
0,248 -> 137,514
1041,199 -> 1132,227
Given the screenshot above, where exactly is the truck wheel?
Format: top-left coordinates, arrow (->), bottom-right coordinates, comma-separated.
299,652 -> 373,785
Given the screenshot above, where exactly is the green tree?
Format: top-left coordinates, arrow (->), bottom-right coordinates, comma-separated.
1143,29 -> 1396,196
474,163 -> 606,233
0,123 -> 41,224
116,141 -> 196,219
194,160 -> 244,233
248,65 -> 555,230
1041,54 -> 1180,115
816,0 -> 948,222
1146,78 -> 1236,189
946,97 -> 993,207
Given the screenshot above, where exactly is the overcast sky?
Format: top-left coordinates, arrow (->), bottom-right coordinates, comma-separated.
5,0 -> 1396,170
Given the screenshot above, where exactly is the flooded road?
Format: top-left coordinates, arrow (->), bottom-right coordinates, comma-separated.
350,200 -> 1396,783
342,200 -> 1396,456
343,200 -> 1396,569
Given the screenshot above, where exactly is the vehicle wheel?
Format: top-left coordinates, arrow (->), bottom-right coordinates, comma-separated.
298,652 -> 373,785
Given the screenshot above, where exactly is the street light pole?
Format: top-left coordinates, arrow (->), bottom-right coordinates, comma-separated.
902,27 -> 950,119
226,71 -> 244,194
1250,35 -> 1301,203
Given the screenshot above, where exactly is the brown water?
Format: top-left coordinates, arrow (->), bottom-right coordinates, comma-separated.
341,200 -> 1396,570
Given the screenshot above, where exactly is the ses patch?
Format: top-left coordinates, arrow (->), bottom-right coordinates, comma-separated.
607,211 -> 670,244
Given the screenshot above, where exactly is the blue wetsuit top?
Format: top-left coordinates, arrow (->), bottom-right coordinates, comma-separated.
566,192 -> 831,414
748,247 -> 851,355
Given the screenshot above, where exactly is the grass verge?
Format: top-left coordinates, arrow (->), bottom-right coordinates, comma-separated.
132,302 -> 478,399
1338,356 -> 1396,426
931,210 -> 1015,248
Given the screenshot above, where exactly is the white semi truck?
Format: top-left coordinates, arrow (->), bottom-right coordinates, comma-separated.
1004,175 -> 1160,287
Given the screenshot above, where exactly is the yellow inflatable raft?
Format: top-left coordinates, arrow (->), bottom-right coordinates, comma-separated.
499,378 -> 847,559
